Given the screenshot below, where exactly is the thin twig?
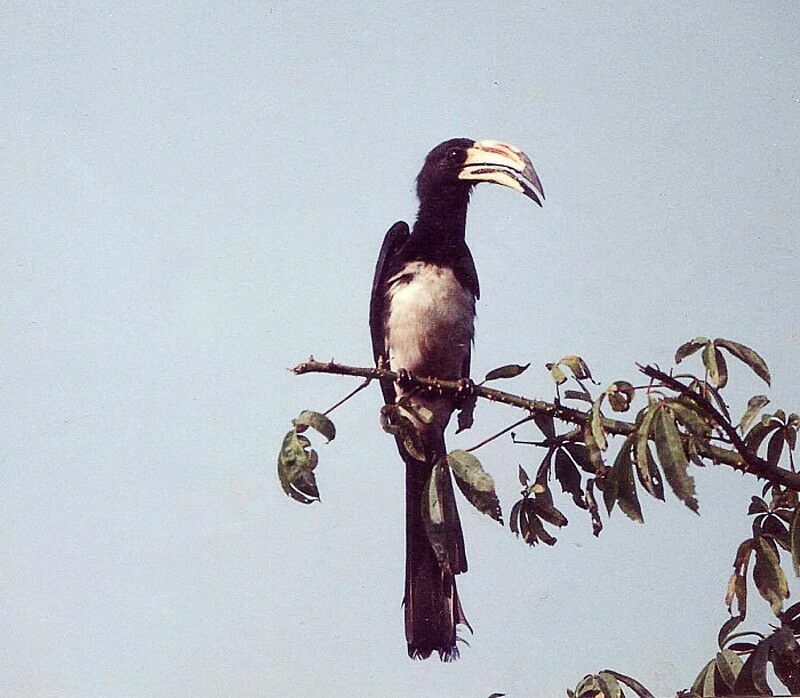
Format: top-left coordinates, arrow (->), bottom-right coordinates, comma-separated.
323,378 -> 372,416
466,415 -> 535,453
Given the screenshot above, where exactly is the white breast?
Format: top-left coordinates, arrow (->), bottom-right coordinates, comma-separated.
385,261 -> 475,379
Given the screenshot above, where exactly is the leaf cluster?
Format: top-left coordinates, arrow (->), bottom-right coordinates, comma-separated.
277,410 -> 335,504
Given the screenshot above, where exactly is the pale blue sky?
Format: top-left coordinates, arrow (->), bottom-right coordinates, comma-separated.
3,2 -> 799,696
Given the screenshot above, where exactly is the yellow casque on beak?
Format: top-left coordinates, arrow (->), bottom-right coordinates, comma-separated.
457,140 -> 544,206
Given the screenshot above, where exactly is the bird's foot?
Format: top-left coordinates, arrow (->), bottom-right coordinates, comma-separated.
454,378 -> 477,406
397,368 -> 416,390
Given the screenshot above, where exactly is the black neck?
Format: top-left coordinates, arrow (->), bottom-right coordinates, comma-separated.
408,186 -> 471,262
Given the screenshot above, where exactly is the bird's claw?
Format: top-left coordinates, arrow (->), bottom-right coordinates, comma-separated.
455,378 -> 477,406
397,368 -> 416,390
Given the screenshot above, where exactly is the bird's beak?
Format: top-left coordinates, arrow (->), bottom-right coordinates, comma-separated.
457,140 -> 544,206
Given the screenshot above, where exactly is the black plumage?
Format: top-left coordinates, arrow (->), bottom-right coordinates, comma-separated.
369,138 -> 543,660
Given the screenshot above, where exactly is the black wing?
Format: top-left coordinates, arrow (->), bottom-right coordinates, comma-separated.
369,221 -> 410,405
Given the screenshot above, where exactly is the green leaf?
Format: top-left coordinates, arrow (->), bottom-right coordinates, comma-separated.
733,537 -> 755,574
675,336 -> 709,364
786,424 -> 797,451
534,412 -> 556,439
484,363 -> 530,381
381,405 -> 426,461
519,501 -> 557,546
726,541 -> 752,617
744,420 -> 780,455
527,514 -> 557,546
558,355 -> 593,381
748,496 -> 769,515
770,626 -> 800,693
591,395 -> 608,450
447,450 -> 503,524
733,637 -> 772,696
602,458 -> 619,515
613,439 -> 643,523
602,669 -> 656,698
790,504 -> 800,577
762,515 -> 789,549
636,443 -> 665,501
654,408 -> 698,513
422,462 -> 463,572
699,342 -> 729,390
667,399 -> 712,438
518,464 -> 529,487
277,429 -> 320,504
702,657 -> 717,696
753,536 -> 788,614
509,500 -> 522,536
767,429 -> 785,467
634,404 -> 659,497
293,410 -> 336,442
575,675 -> 601,698
740,396 -> 770,434
564,441 -> 595,474
582,420 -> 606,473
716,338 -> 771,386
555,448 -> 586,509
690,659 -> 715,698
408,403 -> 434,424
715,649 -> 743,690
564,389 -> 593,403
530,496 -> 568,527
607,381 -> 636,413
596,672 -> 622,698
714,347 -> 729,389
718,615 -> 744,650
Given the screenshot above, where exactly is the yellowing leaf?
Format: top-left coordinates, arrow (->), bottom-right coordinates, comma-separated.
740,395 -> 770,434
548,363 -> 567,385
558,355 -> 593,381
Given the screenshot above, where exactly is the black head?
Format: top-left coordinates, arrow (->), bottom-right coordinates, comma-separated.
416,138 -> 544,206
415,138 -> 475,202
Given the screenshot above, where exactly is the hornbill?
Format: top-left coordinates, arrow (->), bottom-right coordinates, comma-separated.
369,139 -> 543,660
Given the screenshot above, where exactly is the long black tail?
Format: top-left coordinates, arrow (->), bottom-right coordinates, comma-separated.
402,430 -> 469,661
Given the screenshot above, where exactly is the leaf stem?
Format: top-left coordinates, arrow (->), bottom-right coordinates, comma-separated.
465,415 -> 535,453
322,378 -> 372,416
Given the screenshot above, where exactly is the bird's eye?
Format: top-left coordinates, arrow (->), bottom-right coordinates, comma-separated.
446,147 -> 463,161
